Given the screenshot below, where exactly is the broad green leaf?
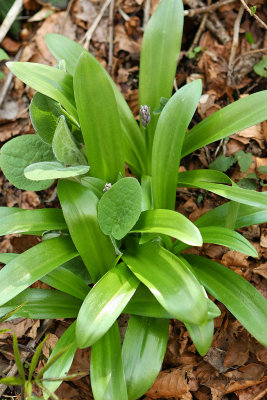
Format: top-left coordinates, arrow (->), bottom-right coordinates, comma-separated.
172,226 -> 258,257
0,208 -> 66,236
74,52 -> 124,182
152,79 -> 202,209
254,56 -> 267,78
177,169 -> 267,208
52,116 -> 87,165
91,322 -> 128,400
98,177 -> 142,240
45,33 -> 146,176
123,242 -> 207,324
24,161 -> 89,180
0,253 -> 17,264
41,265 -> 89,300
30,92 -> 62,144
185,319 -> 214,356
0,135 -> 56,190
184,255 -> 267,347
195,196 -> 267,229
0,48 -> 9,61
131,209 -> 202,246
6,62 -> 77,119
76,263 -> 139,348
122,316 -> 169,400
0,236 -> 78,305
0,288 -> 82,319
0,206 -> 23,218
139,0 -> 184,145
181,91 -> 267,157
43,322 -> 77,398
57,180 -> 115,282
178,169 -> 232,185
81,176 -> 105,198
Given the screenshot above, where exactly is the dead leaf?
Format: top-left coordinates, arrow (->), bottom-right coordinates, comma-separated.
1,37 -> 21,53
203,347 -> 228,373
0,319 -> 35,340
21,191 -> 41,209
223,334 -> 249,367
253,263 -> 267,279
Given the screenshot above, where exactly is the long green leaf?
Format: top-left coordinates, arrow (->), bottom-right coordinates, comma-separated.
57,180 -> 115,282
0,289 -> 82,319
0,209 -> 66,236
29,334 -> 49,380
172,226 -> 258,257
131,209 -> 202,246
7,62 -> 77,119
122,315 -> 169,400
139,0 -> 184,144
195,196 -> 267,229
177,170 -> 267,208
0,206 -> 23,218
182,90 -> 267,157
45,33 -> 146,176
76,263 -> 139,348
91,322 -> 128,400
123,242 -> 207,324
152,79 -> 202,209
185,319 -> 214,356
0,236 -> 78,305
13,333 -> 25,380
184,254 -> 267,347
43,322 -> 77,399
74,52 -> 124,182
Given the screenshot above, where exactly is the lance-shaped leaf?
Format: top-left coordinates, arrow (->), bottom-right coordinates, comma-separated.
182,90 -> 267,157
0,135 -> 56,191
152,79 -> 202,209
185,319 -> 214,356
45,33 -> 146,176
91,322 -> 128,400
139,0 -> 184,143
0,208 -> 66,236
57,180 -> 115,282
0,236 -> 78,306
122,315 -> 168,400
43,322 -> 78,398
0,288 -> 82,319
24,161 -> 89,180
74,52 -> 124,182
7,62 -> 77,119
98,177 -> 142,240
177,170 -> 267,208
195,196 -> 267,229
123,242 -> 207,324
76,263 -> 139,348
30,92 -> 62,144
52,115 -> 87,165
131,209 -> 202,246
184,255 -> 267,347
172,226 -> 258,257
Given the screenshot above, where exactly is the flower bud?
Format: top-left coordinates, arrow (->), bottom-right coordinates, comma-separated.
140,105 -> 151,127
103,182 -> 112,192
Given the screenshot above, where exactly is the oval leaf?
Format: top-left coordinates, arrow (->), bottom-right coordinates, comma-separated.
123,242 -> 207,324
0,135 -> 56,190
98,177 -> 142,240
91,322 -> 128,400
122,316 -> 169,400
184,254 -> 267,347
131,209 -> 202,246
185,319 -> 214,356
76,263 -> 139,348
24,161 -> 89,180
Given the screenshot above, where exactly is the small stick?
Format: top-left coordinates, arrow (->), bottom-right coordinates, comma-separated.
118,5 -> 130,22
108,0 -> 115,74
0,0 -> 23,44
227,5 -> 244,86
233,47 -> 267,65
239,0 -> 267,30
0,47 -> 23,108
187,12 -> 208,55
80,0 -> 112,50
184,0 -> 236,17
143,0 -> 151,30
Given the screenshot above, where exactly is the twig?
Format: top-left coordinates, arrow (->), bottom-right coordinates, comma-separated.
184,0 -> 236,17
233,47 -> 267,65
143,0 -> 150,29
0,47 -> 23,108
227,5 -> 244,85
108,0 -> 115,74
0,319 -> 53,397
0,0 -> 23,44
240,0 -> 267,30
118,5 -> 130,21
80,0 -> 112,50
187,12 -> 208,54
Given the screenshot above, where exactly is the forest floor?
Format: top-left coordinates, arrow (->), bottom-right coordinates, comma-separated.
0,0 -> 267,399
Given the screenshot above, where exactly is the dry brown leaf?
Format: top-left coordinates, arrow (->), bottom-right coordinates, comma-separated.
0,319 -> 35,340
221,250 -> 250,269
203,347 -> 228,373
223,335 -> 249,367
1,37 -> 21,53
253,263 -> 267,279
237,381 -> 267,400
233,123 -> 265,149
21,191 -> 41,209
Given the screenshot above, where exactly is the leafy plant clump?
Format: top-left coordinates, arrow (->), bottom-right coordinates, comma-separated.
0,0 -> 267,398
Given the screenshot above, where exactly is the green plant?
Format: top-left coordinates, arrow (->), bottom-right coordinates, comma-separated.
0,0 -> 267,398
